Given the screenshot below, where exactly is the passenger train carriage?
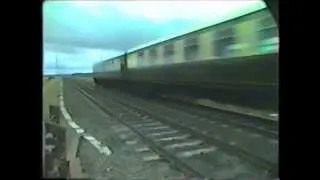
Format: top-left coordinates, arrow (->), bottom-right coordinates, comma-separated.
93,7 -> 278,109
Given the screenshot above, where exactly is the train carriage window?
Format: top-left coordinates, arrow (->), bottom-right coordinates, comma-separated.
259,28 -> 277,40
149,48 -> 157,60
257,16 -> 278,53
257,16 -> 277,41
213,27 -> 236,57
217,28 -> 234,39
259,16 -> 276,29
138,51 -> 144,64
163,43 -> 174,62
185,37 -> 198,46
112,59 -> 117,70
184,36 -> 199,61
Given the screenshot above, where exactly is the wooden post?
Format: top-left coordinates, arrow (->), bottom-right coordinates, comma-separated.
49,105 -> 60,124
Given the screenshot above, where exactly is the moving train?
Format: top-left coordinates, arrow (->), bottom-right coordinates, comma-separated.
93,7 -> 278,108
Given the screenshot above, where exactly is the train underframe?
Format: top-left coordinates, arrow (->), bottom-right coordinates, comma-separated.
93,53 -> 278,111
94,79 -> 277,111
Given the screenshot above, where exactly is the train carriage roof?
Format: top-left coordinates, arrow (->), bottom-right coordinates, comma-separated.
127,3 -> 267,54
92,51 -> 125,68
93,0 -> 278,67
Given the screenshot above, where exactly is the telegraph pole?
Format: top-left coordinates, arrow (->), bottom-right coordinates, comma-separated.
55,55 -> 59,76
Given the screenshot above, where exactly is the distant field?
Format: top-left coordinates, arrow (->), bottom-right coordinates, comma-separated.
71,73 -> 93,77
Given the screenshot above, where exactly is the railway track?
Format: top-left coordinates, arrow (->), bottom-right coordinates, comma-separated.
145,97 -> 278,139
69,79 -> 278,179
94,86 -> 278,163
101,87 -> 278,139
101,84 -> 278,133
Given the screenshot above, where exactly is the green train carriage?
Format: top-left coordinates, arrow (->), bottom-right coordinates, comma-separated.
93,8 -> 278,109
125,8 -> 278,88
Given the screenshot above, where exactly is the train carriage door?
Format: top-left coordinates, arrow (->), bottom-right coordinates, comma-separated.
121,53 -> 128,79
149,48 -> 157,66
184,36 -> 199,61
257,15 -> 278,54
214,27 -> 236,58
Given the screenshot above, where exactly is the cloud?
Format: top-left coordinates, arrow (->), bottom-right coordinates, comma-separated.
44,0 -> 265,49
44,31 -> 163,51
43,0 -> 266,74
43,44 -> 123,75
70,1 -> 265,23
44,43 -> 80,54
